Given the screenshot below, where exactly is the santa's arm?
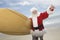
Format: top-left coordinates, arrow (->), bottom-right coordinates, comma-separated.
40,5 -> 55,19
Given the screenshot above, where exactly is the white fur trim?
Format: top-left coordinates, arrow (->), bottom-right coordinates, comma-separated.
37,12 -> 40,16
30,29 -> 46,37
32,14 -> 38,27
30,7 -> 38,12
47,9 -> 53,15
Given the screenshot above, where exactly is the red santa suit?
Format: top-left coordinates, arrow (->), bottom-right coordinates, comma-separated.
30,6 -> 54,37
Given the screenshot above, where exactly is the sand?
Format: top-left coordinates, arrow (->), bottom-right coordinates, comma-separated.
0,24 -> 60,40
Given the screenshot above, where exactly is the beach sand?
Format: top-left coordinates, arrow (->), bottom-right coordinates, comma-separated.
0,25 -> 60,40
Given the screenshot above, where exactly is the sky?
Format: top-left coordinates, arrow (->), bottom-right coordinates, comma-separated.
0,0 -> 60,25
0,0 -> 60,17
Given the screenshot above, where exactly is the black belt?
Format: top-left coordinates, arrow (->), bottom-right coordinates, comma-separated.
33,27 -> 39,30
33,24 -> 43,30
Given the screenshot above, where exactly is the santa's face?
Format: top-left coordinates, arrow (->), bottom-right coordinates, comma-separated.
32,10 -> 38,14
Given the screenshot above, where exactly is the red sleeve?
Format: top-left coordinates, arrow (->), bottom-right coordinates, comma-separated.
40,11 -> 49,19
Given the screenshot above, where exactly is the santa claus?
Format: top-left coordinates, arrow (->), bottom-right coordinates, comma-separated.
29,5 -> 55,40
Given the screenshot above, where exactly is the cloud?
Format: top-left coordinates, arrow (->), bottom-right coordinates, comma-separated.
8,1 -> 32,6
7,0 -> 60,7
1,0 -> 60,7
19,1 -> 32,6
25,0 -> 60,6
51,0 -> 60,6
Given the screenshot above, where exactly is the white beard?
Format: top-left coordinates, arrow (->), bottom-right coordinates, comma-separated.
32,12 -> 40,27
32,12 -> 40,17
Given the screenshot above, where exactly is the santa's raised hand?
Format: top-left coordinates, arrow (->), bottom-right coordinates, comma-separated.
49,5 -> 55,11
47,5 -> 55,14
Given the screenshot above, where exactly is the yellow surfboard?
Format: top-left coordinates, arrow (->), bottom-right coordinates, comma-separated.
0,8 -> 31,35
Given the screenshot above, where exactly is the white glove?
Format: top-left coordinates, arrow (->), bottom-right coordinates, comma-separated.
47,4 -> 55,14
